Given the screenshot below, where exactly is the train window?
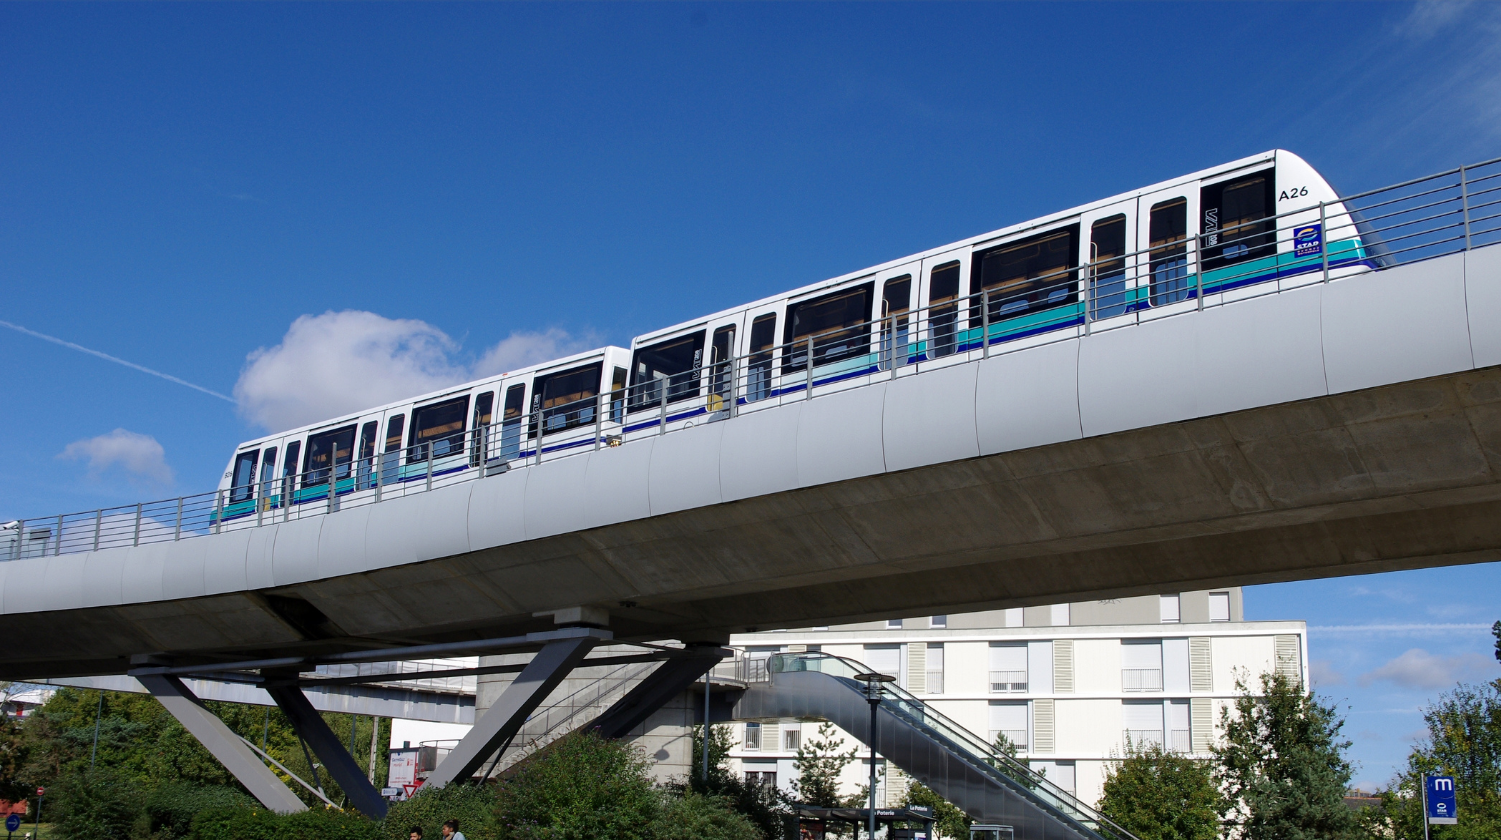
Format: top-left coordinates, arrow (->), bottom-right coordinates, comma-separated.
384,415 -> 405,452
1149,198 -> 1190,305
304,425 -> 356,486
357,422 -> 378,486
229,451 -> 259,503
1201,170 -> 1275,270
535,363 -> 602,434
610,367 -> 628,423
259,447 -> 278,486
783,282 -> 874,374
1090,215 -> 1129,318
710,326 -> 735,401
971,226 -> 1080,323
470,391 -> 495,466
929,261 -> 961,357
881,276 -> 912,370
409,396 -> 470,461
499,384 -> 526,461
629,331 -> 705,410
282,441 -> 301,491
747,314 -> 777,402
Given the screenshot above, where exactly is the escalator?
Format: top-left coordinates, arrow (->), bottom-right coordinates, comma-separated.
734,653 -> 1138,840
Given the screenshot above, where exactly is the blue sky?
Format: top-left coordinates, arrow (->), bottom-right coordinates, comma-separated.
2,1 -> 1499,787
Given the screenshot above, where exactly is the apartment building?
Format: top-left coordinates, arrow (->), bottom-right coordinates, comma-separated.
726,588 -> 1306,809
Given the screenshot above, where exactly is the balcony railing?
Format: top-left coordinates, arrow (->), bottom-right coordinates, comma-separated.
1168,729 -> 1191,753
925,670 -> 944,694
989,670 -> 1027,693
1123,729 -> 1163,749
990,729 -> 1028,752
1121,669 -> 1163,692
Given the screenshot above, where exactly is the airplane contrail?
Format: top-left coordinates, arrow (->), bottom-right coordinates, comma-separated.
0,319 -> 236,403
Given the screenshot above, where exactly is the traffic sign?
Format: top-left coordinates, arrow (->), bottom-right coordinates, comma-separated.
6,814 -> 23,832
1426,775 -> 1458,824
34,788 -> 42,797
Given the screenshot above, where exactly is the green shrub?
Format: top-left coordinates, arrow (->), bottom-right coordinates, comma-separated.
653,792 -> 762,840
188,804 -> 379,840
53,769 -> 140,840
143,783 -> 255,839
494,731 -> 661,840
382,783 -> 496,840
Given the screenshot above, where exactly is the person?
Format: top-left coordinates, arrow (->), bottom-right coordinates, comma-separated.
440,819 -> 466,840
409,828 -> 423,840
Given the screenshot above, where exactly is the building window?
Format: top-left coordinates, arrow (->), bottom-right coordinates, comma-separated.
886,619 -> 903,630
989,643 -> 1028,693
989,701 -> 1028,753
1167,700 -> 1191,752
863,644 -> 902,686
784,729 -> 800,751
1160,594 -> 1181,623
1122,640 -> 1164,692
744,723 -> 762,751
926,643 -> 945,695
745,767 -> 776,787
1209,591 -> 1231,622
930,615 -> 947,628
1050,603 -> 1070,627
1122,700 -> 1164,750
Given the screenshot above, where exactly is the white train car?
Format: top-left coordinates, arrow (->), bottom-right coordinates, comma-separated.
217,150 -> 1377,517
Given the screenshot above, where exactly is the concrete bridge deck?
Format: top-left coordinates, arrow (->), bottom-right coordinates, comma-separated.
3,241 -> 1499,680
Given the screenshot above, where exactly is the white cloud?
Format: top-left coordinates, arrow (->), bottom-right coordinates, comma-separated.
1311,659 -> 1346,687
1359,648 -> 1495,690
59,429 -> 174,485
233,311 -> 595,433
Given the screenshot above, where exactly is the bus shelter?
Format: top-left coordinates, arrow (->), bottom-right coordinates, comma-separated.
786,804 -> 936,840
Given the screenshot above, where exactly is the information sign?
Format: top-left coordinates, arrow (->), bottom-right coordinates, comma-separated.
1426,775 -> 1458,825
6,814 -> 23,833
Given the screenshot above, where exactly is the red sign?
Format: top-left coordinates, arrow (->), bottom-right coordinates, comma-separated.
35,788 -> 44,796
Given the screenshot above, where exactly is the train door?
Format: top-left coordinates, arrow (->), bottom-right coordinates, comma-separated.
739,303 -> 782,408
468,385 -> 497,468
1137,183 -> 1200,316
704,315 -> 743,415
876,263 -> 920,371
918,247 -> 971,364
1079,199 -> 1137,326
256,438 -> 285,510
497,380 -> 528,463
378,410 -> 406,485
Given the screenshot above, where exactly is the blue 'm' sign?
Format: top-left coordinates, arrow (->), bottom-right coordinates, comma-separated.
5,813 -> 21,833
1426,775 -> 1458,824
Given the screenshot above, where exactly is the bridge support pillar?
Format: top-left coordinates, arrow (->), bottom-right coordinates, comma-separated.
136,674 -> 308,815
592,643 -> 730,738
424,636 -> 596,788
265,681 -> 389,819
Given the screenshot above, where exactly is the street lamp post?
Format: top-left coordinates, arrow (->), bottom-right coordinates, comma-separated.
854,672 -> 896,840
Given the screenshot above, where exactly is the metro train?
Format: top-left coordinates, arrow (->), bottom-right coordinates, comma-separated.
214,149 -> 1378,523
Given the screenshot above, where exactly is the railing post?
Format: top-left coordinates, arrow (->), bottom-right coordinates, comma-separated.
55,514 -> 64,555
1084,259 -> 1093,336
93,509 -> 102,551
174,498 -> 183,541
534,408 -> 542,466
981,288 -> 991,358
593,392 -> 605,451
1460,165 -> 1473,251
132,503 -> 143,547
805,336 -> 814,400
728,357 -> 740,419
659,384 -> 668,435
213,490 -> 223,535
425,446 -> 435,492
1195,235 -> 1204,311
330,463 -> 339,513
1320,201 -> 1330,283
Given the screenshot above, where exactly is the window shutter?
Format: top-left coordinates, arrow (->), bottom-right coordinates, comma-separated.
908,642 -> 927,694
1189,637 -> 1213,692
1032,699 -> 1055,754
1275,635 -> 1302,685
1191,698 -> 1214,753
763,722 -> 781,752
1053,640 -> 1074,693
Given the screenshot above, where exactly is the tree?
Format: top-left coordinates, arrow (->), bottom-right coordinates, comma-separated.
653,792 -> 763,840
1212,671 -> 1359,840
791,722 -> 857,807
901,781 -> 971,840
683,724 -> 788,840
1098,741 -> 1223,840
494,729 -> 662,840
1368,679 -> 1501,840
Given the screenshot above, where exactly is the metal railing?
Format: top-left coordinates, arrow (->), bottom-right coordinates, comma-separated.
6,155 -> 1500,562
1121,669 -> 1164,692
769,652 -> 1140,840
989,671 -> 1028,693
925,670 -> 944,694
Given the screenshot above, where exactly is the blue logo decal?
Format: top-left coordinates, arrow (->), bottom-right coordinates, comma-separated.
1294,223 -> 1323,257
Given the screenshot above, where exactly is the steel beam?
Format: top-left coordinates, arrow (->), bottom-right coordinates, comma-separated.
592,645 -> 730,739
424,636 -> 596,788
265,683 -> 388,819
136,674 -> 307,814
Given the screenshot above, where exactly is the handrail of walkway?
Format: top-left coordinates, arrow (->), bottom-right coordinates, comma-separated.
5,155 -> 1500,562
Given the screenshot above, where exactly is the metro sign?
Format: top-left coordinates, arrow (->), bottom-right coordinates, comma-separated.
1425,775 -> 1458,825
